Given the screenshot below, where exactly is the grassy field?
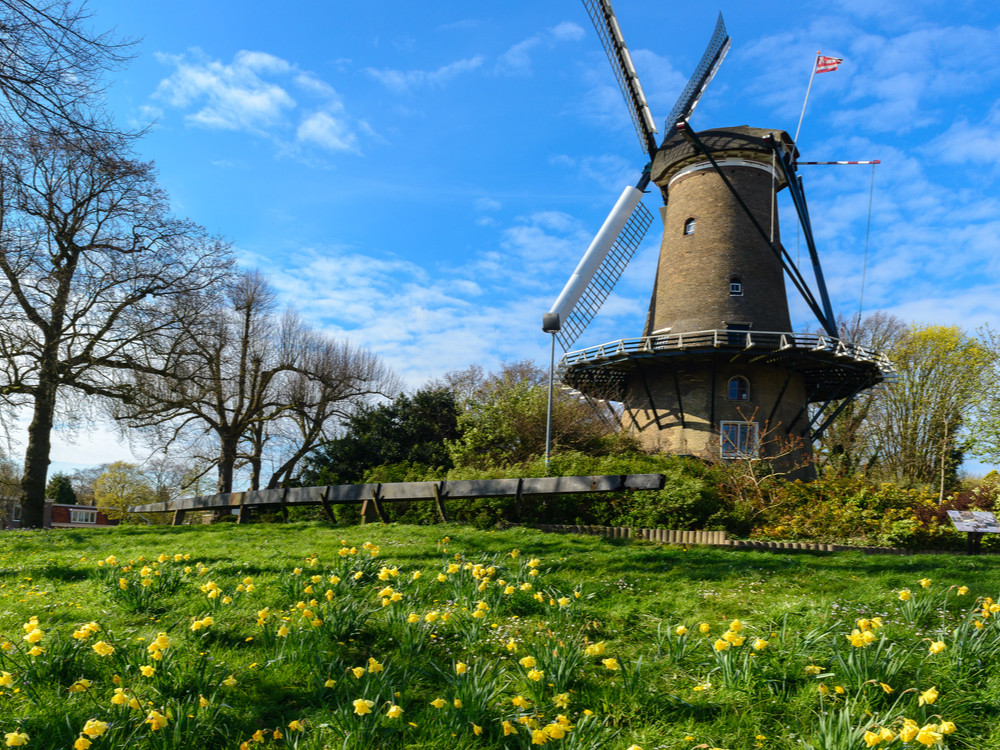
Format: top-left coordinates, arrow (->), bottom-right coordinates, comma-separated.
1,521 -> 999,749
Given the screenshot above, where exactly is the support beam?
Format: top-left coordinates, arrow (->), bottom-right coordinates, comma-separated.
767,368 -> 794,427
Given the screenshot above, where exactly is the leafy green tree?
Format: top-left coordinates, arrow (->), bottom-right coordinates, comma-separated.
299,389 -> 460,485
45,472 -> 77,504
871,324 -> 988,494
93,461 -> 155,522
968,325 -> 1000,469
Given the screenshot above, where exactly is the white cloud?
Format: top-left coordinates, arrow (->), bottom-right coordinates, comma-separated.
296,111 -> 359,153
551,22 -> 585,42
152,48 -> 362,157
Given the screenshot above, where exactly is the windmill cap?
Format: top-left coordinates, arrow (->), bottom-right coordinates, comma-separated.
650,126 -> 797,188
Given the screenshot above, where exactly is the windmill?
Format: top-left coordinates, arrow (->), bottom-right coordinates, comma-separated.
543,0 -> 893,470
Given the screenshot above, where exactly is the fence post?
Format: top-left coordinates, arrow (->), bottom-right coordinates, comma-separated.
433,482 -> 449,523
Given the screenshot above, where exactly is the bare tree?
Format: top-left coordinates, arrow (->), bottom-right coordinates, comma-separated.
815,312 -> 906,477
0,130 -> 233,527
119,271 -> 398,494
0,0 -> 132,134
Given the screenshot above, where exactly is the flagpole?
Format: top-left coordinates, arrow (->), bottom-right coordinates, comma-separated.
793,52 -> 820,144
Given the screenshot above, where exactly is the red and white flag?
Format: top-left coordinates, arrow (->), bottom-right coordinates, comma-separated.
815,55 -> 843,74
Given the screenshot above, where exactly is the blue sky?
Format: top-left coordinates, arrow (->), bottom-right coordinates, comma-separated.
41,0 -> 1000,470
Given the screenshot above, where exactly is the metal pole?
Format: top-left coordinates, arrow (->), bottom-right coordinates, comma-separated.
545,331 -> 555,473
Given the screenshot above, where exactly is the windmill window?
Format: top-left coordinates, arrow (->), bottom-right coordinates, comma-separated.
683,218 -> 696,235
729,277 -> 743,295
720,421 -> 759,459
727,376 -> 750,401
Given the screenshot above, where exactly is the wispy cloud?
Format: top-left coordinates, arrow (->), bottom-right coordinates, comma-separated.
366,56 -> 485,94
495,22 -> 586,76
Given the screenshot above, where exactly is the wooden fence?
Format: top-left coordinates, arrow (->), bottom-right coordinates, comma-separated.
128,474 -> 667,525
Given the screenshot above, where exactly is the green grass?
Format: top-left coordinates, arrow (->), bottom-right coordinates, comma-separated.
2,521 -> 1000,749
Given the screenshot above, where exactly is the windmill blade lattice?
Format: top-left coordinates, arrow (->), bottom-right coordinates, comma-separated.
661,13 -> 730,142
556,198 -> 653,351
582,0 -> 659,158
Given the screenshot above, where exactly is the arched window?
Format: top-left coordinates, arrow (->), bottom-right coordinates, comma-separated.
683,217 -> 696,235
729,276 -> 743,296
727,376 -> 749,401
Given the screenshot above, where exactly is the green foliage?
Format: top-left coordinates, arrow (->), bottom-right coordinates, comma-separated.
300,389 -> 460,486
445,360 -> 622,470
45,472 -> 77,504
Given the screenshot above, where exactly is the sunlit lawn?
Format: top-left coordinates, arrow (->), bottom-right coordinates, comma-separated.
2,521 -> 999,749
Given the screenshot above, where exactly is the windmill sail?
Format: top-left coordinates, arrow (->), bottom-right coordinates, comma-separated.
545,7 -> 729,350
549,187 -> 653,351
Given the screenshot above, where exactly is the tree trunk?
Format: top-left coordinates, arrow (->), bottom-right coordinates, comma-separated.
217,435 -> 237,494
20,380 -> 58,528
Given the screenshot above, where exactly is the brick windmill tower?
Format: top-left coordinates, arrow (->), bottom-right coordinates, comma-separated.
543,3 -> 892,470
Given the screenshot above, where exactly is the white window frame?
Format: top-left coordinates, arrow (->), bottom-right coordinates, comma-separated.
683,217 -> 696,235
720,421 -> 759,459
729,278 -> 743,295
70,509 -> 98,524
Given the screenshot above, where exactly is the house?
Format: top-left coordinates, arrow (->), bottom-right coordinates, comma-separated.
6,500 -> 119,529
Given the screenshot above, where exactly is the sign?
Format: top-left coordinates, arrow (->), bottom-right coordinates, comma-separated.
947,510 -> 1000,534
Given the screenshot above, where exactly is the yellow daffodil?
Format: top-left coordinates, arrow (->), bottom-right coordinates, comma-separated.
145,710 -> 168,731
430,698 -> 446,709
919,686 -> 939,705
957,586 -> 969,595
353,698 -> 375,715
455,661 -> 467,674
288,720 -> 305,731
753,638 -> 769,650
0,672 -> 11,686
74,737 -> 92,750
928,640 -> 946,654
602,657 -> 620,670
584,641 -> 606,657
368,657 -> 384,673
92,641 -> 114,657
918,578 -> 931,588
512,695 -> 530,708
899,720 -> 919,743
387,704 -> 403,719
4,731 -> 29,747
519,655 -> 537,668
899,589 -> 912,601
698,622 -> 711,634
503,720 -> 518,735
140,665 -> 155,677
863,730 -> 880,747
915,725 -> 942,746
351,666 -> 366,679
713,639 -> 730,652
675,625 -> 688,636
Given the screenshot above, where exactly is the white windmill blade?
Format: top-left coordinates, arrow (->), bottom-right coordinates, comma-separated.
547,186 -> 653,351
582,0 -> 659,158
